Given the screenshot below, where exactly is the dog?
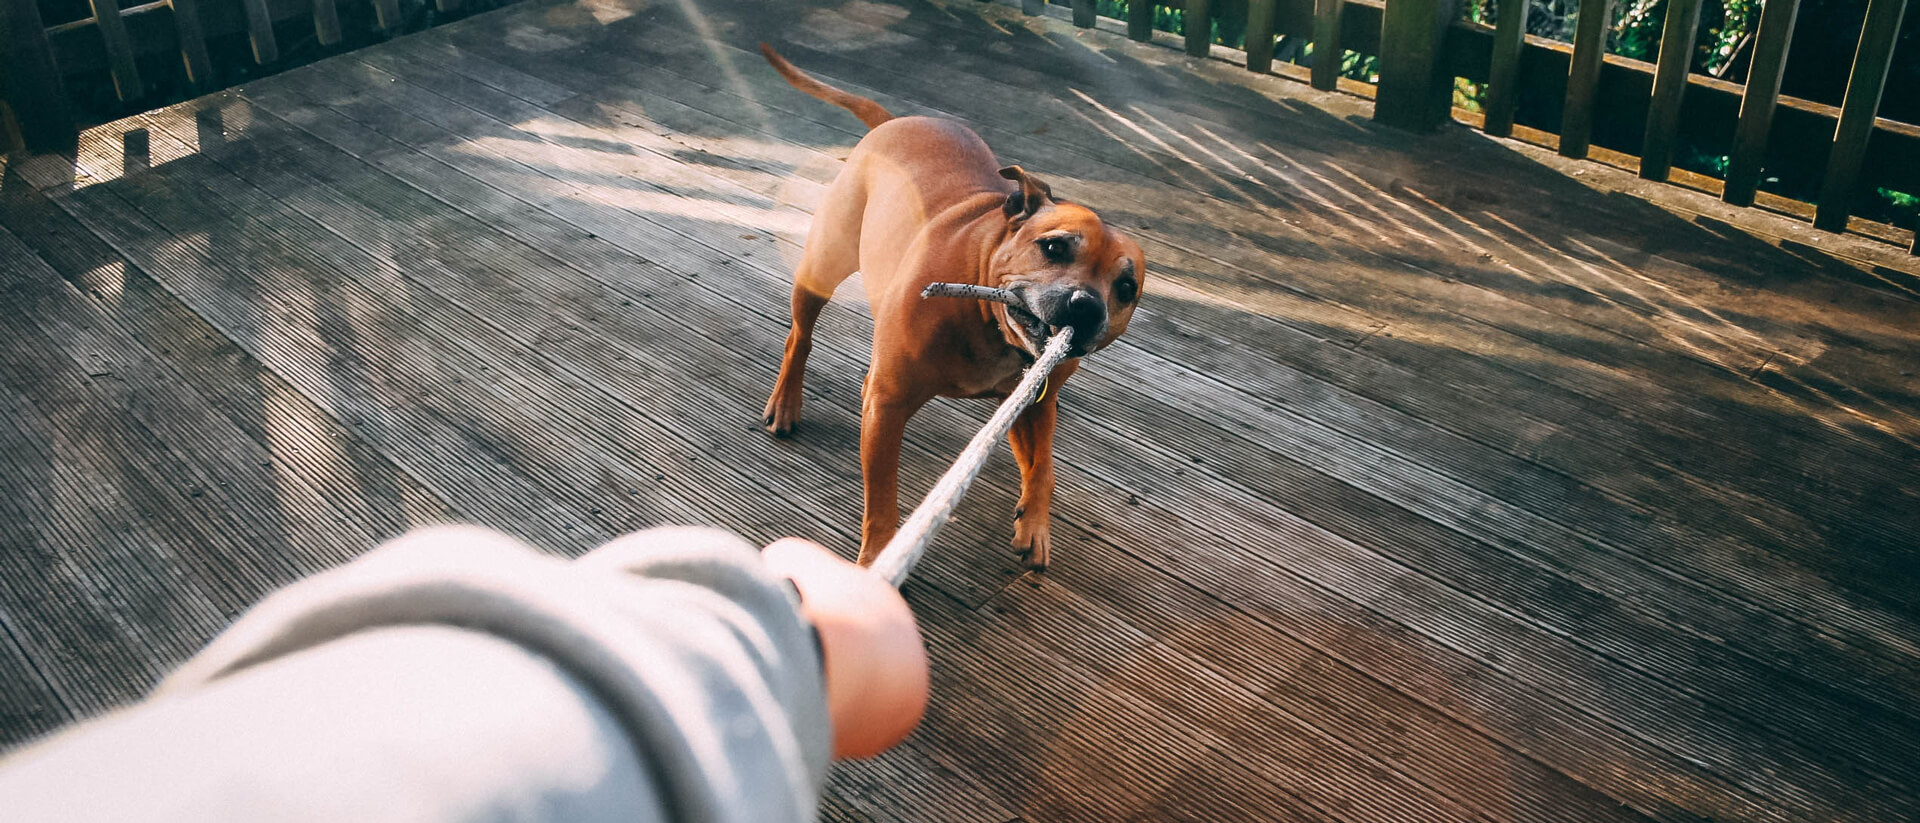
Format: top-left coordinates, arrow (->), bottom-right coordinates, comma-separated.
758,45 -> 1145,570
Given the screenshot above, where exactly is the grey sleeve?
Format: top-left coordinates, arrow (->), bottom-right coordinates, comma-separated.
0,525 -> 832,823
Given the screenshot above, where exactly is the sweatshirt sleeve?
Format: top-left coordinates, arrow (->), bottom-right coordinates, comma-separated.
0,525 -> 833,823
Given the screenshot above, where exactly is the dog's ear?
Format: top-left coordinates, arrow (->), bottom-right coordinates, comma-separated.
999,165 -> 1054,222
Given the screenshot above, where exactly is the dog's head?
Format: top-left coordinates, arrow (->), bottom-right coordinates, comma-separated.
987,166 -> 1145,358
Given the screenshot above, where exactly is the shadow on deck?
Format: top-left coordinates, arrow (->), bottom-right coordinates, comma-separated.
2,0 -> 1918,821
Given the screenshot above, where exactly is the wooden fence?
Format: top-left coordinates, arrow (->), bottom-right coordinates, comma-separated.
4,0 -> 1914,251
1020,0 -> 1916,252
1,0 -> 457,151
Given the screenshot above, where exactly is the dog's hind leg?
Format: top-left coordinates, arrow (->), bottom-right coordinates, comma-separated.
764,180 -> 863,437
764,281 -> 831,437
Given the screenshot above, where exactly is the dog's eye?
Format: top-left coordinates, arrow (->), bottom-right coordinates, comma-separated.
1114,275 -> 1138,304
1037,236 -> 1072,262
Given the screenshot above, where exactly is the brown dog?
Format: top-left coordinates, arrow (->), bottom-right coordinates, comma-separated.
758,45 -> 1145,570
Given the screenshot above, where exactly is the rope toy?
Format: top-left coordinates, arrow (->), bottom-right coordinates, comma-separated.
868,284 -> 1078,587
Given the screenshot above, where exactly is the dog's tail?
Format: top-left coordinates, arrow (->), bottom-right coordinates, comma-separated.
759,43 -> 894,130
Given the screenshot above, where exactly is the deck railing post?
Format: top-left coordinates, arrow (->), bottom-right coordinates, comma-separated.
169,0 -> 215,84
89,0 -> 146,102
313,0 -> 344,45
1128,0 -> 1153,40
1,0 -> 77,151
1246,0 -> 1277,72
1072,0 -> 1097,27
1722,0 -> 1801,206
1814,0 -> 1908,232
1310,0 -> 1342,90
1375,0 -> 1459,131
1638,0 -> 1704,180
1560,0 -> 1611,157
1186,0 -> 1213,57
1482,0 -> 1530,137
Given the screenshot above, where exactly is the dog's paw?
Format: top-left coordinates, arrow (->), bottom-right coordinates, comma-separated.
762,391 -> 802,438
1012,514 -> 1051,571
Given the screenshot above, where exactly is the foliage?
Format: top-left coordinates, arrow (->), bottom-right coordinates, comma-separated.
1881,189 -> 1920,230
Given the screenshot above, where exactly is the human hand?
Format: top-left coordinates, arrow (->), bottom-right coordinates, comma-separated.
760,539 -> 929,759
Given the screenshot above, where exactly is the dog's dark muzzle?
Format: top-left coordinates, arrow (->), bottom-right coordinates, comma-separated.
1031,287 -> 1107,355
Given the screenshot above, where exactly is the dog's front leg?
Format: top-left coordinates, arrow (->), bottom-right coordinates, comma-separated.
1008,388 -> 1063,570
856,376 -> 927,566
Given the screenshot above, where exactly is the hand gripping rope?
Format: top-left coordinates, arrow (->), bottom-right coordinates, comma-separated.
869,284 -> 1078,588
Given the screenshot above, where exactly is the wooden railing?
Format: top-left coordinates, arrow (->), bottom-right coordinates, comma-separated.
5,0 -> 1912,251
1,0 -> 461,152
1016,0 -> 1917,253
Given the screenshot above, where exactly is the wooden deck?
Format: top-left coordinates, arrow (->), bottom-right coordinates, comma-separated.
4,0 -> 1920,819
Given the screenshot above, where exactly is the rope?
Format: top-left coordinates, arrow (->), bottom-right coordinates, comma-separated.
869,283 -> 1077,588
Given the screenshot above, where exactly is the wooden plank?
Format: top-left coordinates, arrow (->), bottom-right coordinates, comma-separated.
238,0 -> 278,62
0,601 -> 71,751
1374,0 -> 1455,130
570,4 -> 1920,726
7,5 -> 1918,819
0,381 -> 201,716
0,0 -> 76,149
1310,0 -> 1341,90
259,43 -> 1651,813
1481,0 -> 1527,136
248,53 -> 1679,822
88,0 -> 146,101
1559,0 -> 1610,158
1072,0 -> 1095,27
0,179 -> 459,543
1722,0 -> 1800,206
210,110 -> 1382,823
49,162 -> 607,556
1184,0 -> 1210,56
1638,0 -> 1703,180
1244,0 -> 1276,72
378,25 -> 1920,813
251,0 -> 1920,679
1814,0 -> 1909,231
313,0 -> 343,46
1128,0 -> 1152,40
4,160 -> 384,593
165,0 -> 213,84
240,83 -> 1651,821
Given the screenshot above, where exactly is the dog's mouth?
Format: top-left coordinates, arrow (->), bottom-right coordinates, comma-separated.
1000,298 -> 1051,358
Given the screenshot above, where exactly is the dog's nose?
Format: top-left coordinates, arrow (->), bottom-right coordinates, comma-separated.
1045,287 -> 1107,347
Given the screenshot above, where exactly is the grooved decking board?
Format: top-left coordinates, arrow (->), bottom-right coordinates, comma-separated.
0,602 -> 69,746
3,1 -> 1918,821
404,4 -> 1920,766
504,2 -> 1920,681
206,64 -> 1681,821
220,67 -> 1714,821
0,185 -> 462,541
253,27 -> 1911,820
